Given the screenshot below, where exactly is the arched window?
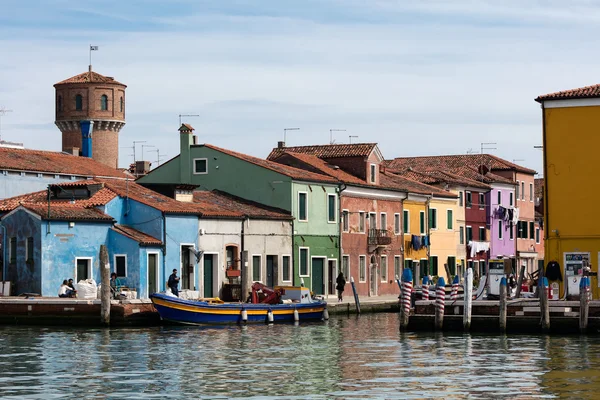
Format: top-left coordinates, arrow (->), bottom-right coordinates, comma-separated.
57,95 -> 62,112
75,94 -> 83,111
120,97 -> 123,112
100,95 -> 108,111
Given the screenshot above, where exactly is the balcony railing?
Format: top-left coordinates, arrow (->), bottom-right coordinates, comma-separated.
368,229 -> 392,246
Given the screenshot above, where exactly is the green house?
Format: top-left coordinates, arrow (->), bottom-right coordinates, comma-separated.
137,125 -> 341,295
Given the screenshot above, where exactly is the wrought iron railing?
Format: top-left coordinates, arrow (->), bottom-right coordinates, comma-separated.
368,229 -> 392,246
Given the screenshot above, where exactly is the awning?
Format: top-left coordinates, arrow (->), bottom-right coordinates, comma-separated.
517,251 -> 538,259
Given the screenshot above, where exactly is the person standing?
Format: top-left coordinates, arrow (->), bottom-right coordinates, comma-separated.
168,269 -> 180,297
336,271 -> 346,302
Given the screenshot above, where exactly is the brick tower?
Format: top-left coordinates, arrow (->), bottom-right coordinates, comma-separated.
54,66 -> 126,168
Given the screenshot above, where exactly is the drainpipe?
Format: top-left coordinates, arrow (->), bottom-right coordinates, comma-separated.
541,102 -> 549,242
291,218 -> 295,287
240,217 -> 247,300
162,212 -> 167,290
338,183 -> 346,280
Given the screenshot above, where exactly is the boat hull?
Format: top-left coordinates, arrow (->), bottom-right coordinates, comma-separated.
150,293 -> 327,325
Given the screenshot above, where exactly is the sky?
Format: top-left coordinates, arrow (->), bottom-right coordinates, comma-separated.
2,1 -> 599,174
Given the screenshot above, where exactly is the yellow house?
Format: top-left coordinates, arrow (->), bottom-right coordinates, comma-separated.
536,85 -> 600,298
428,196 -> 460,283
402,197 -> 430,281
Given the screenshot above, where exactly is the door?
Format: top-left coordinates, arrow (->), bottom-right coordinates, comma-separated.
76,259 -> 90,281
181,246 -> 193,290
266,256 -> 275,288
203,254 -> 213,298
370,256 -> 378,296
148,253 -> 157,295
312,258 -> 324,295
328,260 -> 337,295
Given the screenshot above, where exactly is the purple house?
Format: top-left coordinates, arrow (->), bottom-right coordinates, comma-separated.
489,183 -> 517,260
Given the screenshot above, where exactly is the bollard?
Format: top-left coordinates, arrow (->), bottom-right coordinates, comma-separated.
422,276 -> 429,301
350,277 -> 361,314
539,277 -> 550,332
435,277 -> 446,331
294,307 -> 299,322
267,308 -> 274,324
579,276 -> 590,333
100,245 -> 111,326
463,268 -> 473,331
322,306 -> 329,320
451,275 -> 459,302
400,268 -> 413,331
499,276 -> 507,332
241,307 -> 248,323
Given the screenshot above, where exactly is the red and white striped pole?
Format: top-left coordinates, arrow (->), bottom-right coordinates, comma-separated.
400,268 -> 413,331
422,276 -> 429,301
435,277 -> 446,330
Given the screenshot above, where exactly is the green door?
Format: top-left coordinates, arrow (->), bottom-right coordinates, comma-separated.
148,253 -> 157,295
203,255 -> 213,298
266,256 -> 275,288
312,258 -> 324,295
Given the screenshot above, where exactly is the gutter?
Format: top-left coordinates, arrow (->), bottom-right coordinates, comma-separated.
338,183 -> 347,280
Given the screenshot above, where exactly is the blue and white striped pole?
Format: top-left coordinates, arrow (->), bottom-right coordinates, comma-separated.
400,268 -> 413,330
435,277 -> 446,330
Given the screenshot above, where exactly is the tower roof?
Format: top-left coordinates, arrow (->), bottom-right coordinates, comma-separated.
54,70 -> 126,87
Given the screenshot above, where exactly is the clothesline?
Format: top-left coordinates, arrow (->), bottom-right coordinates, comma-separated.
468,240 -> 490,257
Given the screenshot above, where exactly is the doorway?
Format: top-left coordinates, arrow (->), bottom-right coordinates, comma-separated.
203,254 -> 214,298
328,259 -> 337,295
312,257 -> 325,295
266,255 -> 277,288
75,258 -> 92,282
181,245 -> 194,290
147,252 -> 158,295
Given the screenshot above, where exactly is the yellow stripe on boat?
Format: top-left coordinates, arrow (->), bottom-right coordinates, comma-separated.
152,298 -> 323,315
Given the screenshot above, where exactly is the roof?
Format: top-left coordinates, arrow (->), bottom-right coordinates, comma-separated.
112,225 -> 162,246
0,147 -> 130,178
0,187 -> 117,212
21,204 -> 113,222
379,172 -> 456,198
536,84 -> 600,102
193,191 -> 292,220
274,152 -> 365,185
200,144 -> 339,184
54,70 -> 126,86
268,143 -> 378,160
391,168 -> 491,190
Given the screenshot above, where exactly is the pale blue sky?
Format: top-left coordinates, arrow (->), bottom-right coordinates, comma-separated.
2,1 -> 599,172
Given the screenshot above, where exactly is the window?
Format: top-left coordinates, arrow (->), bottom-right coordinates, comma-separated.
342,255 -> 350,279
498,221 -> 503,240
359,212 -> 365,233
447,210 -> 453,230
76,258 -> 92,281
517,221 -> 527,239
380,213 -> 387,231
75,94 -> 83,111
429,208 -> 437,230
100,94 -> 108,111
342,210 -> 349,232
394,256 -> 401,280
299,248 -> 309,276
509,192 -> 514,206
430,255 -> 438,275
466,226 -> 473,242
115,255 -> 127,277
9,237 -> 16,264
381,256 -> 388,282
359,256 -> 366,282
193,158 -> 208,175
529,183 -> 533,202
298,192 -> 308,221
521,182 -> 525,200
459,226 -> 465,245
529,221 -> 535,240
419,258 -> 428,278
404,259 -> 412,270
497,191 -> 501,206
26,237 -> 34,263
479,227 -> 486,241
369,213 -> 376,230
509,221 -> 514,240
403,210 -> 409,233
536,228 -> 540,244
458,192 -> 463,207
57,95 -> 62,112
394,213 -> 400,234
252,255 -> 261,281
516,181 -> 520,200
419,211 -> 425,234
448,256 -> 456,276
327,194 -> 336,223
479,193 -> 485,210
370,164 -> 376,183
120,97 -> 124,112
282,255 -> 291,282
466,191 -> 472,208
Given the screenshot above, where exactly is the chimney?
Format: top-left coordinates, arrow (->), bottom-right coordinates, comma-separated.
179,124 -> 194,184
277,141 -> 285,149
193,135 -> 198,145
79,121 -> 94,158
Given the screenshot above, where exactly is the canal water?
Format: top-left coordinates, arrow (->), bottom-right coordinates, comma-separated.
0,313 -> 599,399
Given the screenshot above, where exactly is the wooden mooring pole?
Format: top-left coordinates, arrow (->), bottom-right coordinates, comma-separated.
435,277 -> 446,331
515,265 -> 526,298
100,245 -> 111,326
499,276 -> 507,332
463,268 -> 473,331
350,277 -> 360,314
399,268 -> 413,331
579,276 -> 590,333
540,276 -> 550,332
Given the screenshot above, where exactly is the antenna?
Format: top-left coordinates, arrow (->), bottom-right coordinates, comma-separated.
480,142 -> 496,154
534,145 -> 543,150
152,148 -> 165,166
132,140 -> 146,162
349,135 -> 358,144
0,106 -> 13,141
142,144 -> 155,161
179,114 -> 199,126
512,159 -> 524,164
329,129 -> 346,145
283,128 -> 300,144
466,148 -> 476,154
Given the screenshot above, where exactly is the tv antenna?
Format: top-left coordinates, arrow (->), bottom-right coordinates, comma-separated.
283,128 -> 300,144
466,148 -> 476,154
329,129 -> 346,144
349,135 -> 358,144
142,144 -> 155,161
0,106 -> 13,141
179,114 -> 199,126
481,142 -> 496,154
152,148 -> 165,166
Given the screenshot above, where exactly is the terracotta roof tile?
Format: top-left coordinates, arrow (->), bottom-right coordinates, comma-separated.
379,172 -> 455,198
0,147 -> 130,178
54,70 -> 126,86
275,152 -> 365,185
21,204 -> 113,221
112,225 -> 162,246
536,84 -> 600,102
268,143 -> 377,160
391,168 -> 491,190
193,191 -> 292,220
0,187 -> 117,211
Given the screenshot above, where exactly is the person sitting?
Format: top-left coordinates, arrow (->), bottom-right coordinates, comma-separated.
68,278 -> 76,291
110,272 -> 123,299
58,280 -> 77,298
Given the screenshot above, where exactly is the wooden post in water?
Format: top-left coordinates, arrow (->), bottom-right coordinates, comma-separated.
539,276 -> 550,332
435,277 -> 446,331
399,268 -> 413,331
463,268 -> 473,331
515,265 -> 526,298
100,245 -> 111,326
579,276 -> 590,333
499,276 -> 507,332
350,277 -> 360,314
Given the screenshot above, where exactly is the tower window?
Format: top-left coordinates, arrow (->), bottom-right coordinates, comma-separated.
120,97 -> 124,112
57,95 -> 62,112
101,95 -> 108,111
75,94 -> 83,111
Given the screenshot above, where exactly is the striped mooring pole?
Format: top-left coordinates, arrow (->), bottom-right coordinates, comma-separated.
451,275 -> 459,302
580,276 -> 590,333
422,276 -> 429,301
399,268 -> 413,331
435,277 -> 446,331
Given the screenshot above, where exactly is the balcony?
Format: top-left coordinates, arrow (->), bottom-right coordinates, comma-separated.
368,229 -> 392,246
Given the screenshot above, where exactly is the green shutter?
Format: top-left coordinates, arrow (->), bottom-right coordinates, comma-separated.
300,249 -> 308,275
403,210 -> 409,233
429,256 -> 438,275
448,256 -> 456,276
328,195 -> 335,222
252,256 -> 260,281
420,259 -> 429,278
282,256 -> 290,281
529,221 -> 535,239
447,210 -> 453,230
428,209 -> 433,229
420,212 -> 425,234
404,259 -> 411,270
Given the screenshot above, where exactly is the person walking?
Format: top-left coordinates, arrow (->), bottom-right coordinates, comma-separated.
336,271 -> 346,302
168,269 -> 180,297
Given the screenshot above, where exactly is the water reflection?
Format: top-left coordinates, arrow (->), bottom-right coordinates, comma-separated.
2,315 -> 600,398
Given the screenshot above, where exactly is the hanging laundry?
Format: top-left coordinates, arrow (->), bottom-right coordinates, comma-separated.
411,235 -> 422,250
468,240 -> 491,258
421,235 -> 430,247
507,208 -> 513,222
497,206 -> 506,220
512,207 -> 520,224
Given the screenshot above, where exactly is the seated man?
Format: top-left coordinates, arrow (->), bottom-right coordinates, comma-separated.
58,280 -> 77,298
110,272 -> 123,299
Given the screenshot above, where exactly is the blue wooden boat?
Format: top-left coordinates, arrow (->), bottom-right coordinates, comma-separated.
150,286 -> 327,325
